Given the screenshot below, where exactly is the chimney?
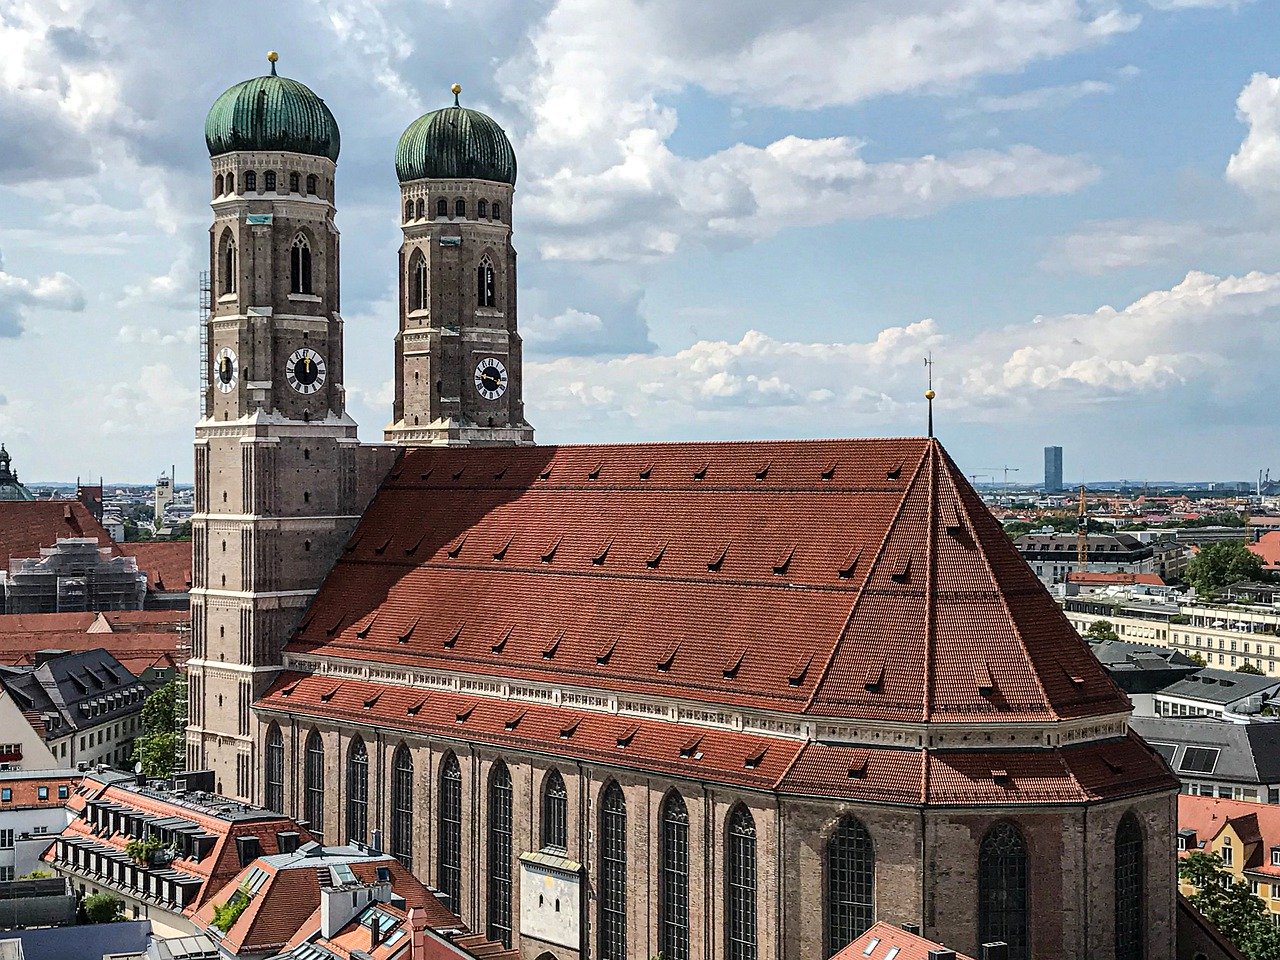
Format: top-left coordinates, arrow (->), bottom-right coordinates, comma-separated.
900,923 -> 921,934
276,831 -> 300,855
371,828 -> 383,854
408,906 -> 428,960
927,951 -> 956,960
981,944 -> 1010,960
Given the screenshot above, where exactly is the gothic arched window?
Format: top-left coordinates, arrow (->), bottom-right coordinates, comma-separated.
436,196 -> 448,218
306,174 -> 317,196
264,723 -> 284,813
542,770 -> 567,852
220,237 -> 237,296
290,234 -> 313,295
477,255 -> 496,308
827,816 -> 875,954
599,782 -> 627,960
487,761 -> 513,947
215,174 -> 224,197
346,736 -> 368,844
409,251 -> 428,312
454,197 -> 466,218
289,171 -> 299,193
244,171 -> 256,192
438,754 -> 462,913
492,201 -> 501,221
304,729 -> 325,840
1115,813 -> 1144,960
264,170 -> 277,192
391,744 -> 414,869
477,198 -> 488,219
978,822 -> 1029,960
659,791 -> 690,960
405,200 -> 414,221
727,805 -> 757,960
415,198 -> 425,219
226,172 -> 235,193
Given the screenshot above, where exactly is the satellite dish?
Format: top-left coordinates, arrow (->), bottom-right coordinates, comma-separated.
134,762 -> 143,774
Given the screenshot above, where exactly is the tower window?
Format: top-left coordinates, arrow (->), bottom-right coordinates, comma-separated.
304,729 -> 325,841
264,723 -> 283,813
542,770 -> 567,852
660,791 -> 690,960
416,198 -> 425,219
827,816 -> 875,953
289,171 -> 299,193
227,172 -> 235,193
405,200 -> 414,222
391,744 -> 414,869
306,174 -> 317,196
215,174 -> 224,197
487,761 -> 513,947
491,201 -> 501,221
436,197 -> 448,218
477,255 -> 496,308
979,822 -> 1029,960
345,736 -> 368,844
264,170 -> 277,192
410,251 -> 428,312
221,237 -> 237,295
727,805 -> 757,960
455,197 -> 465,218
291,235 -> 313,295
244,171 -> 256,192
477,199 -> 488,219
599,782 -> 627,960
438,754 -> 462,913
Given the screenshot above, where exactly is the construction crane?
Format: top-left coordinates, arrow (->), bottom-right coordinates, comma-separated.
1077,484 -> 1088,568
980,465 -> 1021,497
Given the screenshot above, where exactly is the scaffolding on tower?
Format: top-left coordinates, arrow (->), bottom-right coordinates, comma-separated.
198,271 -> 212,418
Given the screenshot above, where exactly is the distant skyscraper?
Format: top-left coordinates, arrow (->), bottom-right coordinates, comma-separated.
1045,445 -> 1064,493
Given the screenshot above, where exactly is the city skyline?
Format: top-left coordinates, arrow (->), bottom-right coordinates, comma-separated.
2,1 -> 1279,481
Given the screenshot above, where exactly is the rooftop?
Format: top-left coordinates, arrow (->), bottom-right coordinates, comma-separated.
1158,668 -> 1280,706
832,921 -> 976,960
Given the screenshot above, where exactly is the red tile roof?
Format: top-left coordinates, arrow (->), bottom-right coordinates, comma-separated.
0,630 -> 181,676
0,501 -> 111,561
118,541 -> 192,593
285,439 -> 1129,725
1179,795 -> 1280,878
1249,531 -> 1280,569
1067,571 -> 1166,586
832,921 -> 975,960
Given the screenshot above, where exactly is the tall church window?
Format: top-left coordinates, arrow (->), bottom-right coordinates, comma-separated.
542,770 -> 567,851
289,171 -> 300,193
226,172 -> 235,193
346,736 -> 369,844
487,761 -> 513,947
659,790 -> 690,960
727,805 -> 757,960
478,199 -> 488,219
306,174 -> 317,196
215,174 -> 224,197
827,816 -> 875,955
477,255 -> 496,308
978,822 -> 1029,960
264,723 -> 284,813
415,198 -> 425,219
409,252 -> 428,312
391,744 -> 414,869
244,171 -> 256,192
264,170 -> 277,192
290,235 -> 313,295
599,782 -> 627,960
492,201 -> 501,221
455,197 -> 466,218
405,200 -> 414,221
438,754 -> 462,914
221,237 -> 237,296
436,197 -> 448,218
1115,813 -> 1144,960
304,729 -> 325,841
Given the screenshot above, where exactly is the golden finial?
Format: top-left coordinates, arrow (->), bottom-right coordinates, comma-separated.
924,353 -> 936,438
267,50 -> 279,76
925,389 -> 936,401
451,83 -> 462,106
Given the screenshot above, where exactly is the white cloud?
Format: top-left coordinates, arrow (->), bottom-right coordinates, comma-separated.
953,79 -> 1114,117
99,364 -> 193,436
1146,0 -> 1250,9
0,248 -> 85,337
1041,219 -> 1210,273
1227,72 -> 1280,199
528,270 -> 1280,437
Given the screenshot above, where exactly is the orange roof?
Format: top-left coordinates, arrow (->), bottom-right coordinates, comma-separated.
118,541 -> 191,593
833,921 -> 975,960
287,439 -> 1130,725
0,501 -> 110,561
1248,531 -> 1280,569
1179,795 -> 1280,878
1067,571 -> 1166,586
0,630 -> 181,675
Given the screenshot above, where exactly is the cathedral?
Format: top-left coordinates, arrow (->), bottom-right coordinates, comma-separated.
187,54 -> 1179,960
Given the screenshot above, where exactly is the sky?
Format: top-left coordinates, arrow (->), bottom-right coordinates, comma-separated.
1,0 -> 1279,484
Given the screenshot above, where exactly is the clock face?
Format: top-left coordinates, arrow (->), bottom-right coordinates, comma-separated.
286,348 -> 327,395
214,347 -> 238,393
474,356 -> 508,400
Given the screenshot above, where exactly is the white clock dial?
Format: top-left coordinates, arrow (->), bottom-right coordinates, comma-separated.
286,347 -> 327,395
474,356 -> 508,400
214,347 -> 239,393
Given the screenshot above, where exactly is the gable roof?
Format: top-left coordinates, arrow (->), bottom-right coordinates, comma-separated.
0,648 -> 145,738
0,502 -> 110,563
117,541 -> 192,594
1130,716 -> 1280,784
1159,668 -> 1280,706
832,921 -> 975,960
286,439 -> 1128,726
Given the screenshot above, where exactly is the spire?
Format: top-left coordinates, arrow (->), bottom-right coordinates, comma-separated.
924,353 -> 936,439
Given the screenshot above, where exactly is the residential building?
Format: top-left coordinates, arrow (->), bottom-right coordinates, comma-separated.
1131,716 -> 1280,802
44,769 -> 311,938
0,919 -> 152,959
0,769 -> 77,880
1178,794 -> 1280,930
189,841 -> 515,959
1153,668 -> 1280,720
1044,445 -> 1063,493
1249,531 -> 1280,572
0,649 -> 146,769
1088,639 -> 1200,717
0,609 -> 187,688
1014,531 -> 1174,585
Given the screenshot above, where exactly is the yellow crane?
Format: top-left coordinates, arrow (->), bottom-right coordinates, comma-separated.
1077,485 -> 1088,568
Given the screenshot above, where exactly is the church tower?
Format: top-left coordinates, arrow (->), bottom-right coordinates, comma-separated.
384,86 -> 534,446
189,53 -> 380,801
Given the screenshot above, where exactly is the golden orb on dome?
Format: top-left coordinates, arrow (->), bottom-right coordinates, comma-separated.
267,51 -> 279,63
925,389 -> 936,400
451,83 -> 462,95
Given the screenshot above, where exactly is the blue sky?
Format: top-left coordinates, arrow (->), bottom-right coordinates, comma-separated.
1,0 -> 1279,483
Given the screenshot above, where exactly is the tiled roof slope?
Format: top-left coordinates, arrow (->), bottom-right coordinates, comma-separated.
287,439 -> 1129,724
0,501 -> 110,561
258,672 -> 1177,804
832,921 -> 975,960
118,542 -> 192,594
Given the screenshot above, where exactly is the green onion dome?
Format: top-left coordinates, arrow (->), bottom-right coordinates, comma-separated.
205,53 -> 340,162
396,85 -> 516,185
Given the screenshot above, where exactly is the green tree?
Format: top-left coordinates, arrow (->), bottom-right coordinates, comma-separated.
1084,619 -> 1120,642
1187,651 -> 1208,667
132,678 -> 181,778
83,892 -> 125,924
1238,662 -> 1266,676
1186,541 -> 1268,597
1180,851 -> 1280,960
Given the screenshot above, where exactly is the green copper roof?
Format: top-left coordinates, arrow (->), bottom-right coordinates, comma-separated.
205,65 -> 340,162
396,102 -> 516,185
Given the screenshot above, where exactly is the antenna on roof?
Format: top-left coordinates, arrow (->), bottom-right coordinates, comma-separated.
924,353 -> 936,439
